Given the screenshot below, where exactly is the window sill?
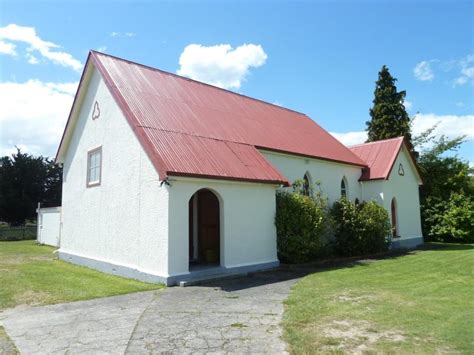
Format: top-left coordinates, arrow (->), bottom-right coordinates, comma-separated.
87,181 -> 101,188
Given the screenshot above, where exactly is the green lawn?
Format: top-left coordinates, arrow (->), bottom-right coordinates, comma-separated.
283,244 -> 474,354
0,240 -> 163,310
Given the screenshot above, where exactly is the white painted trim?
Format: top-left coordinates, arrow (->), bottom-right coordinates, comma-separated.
167,176 -> 282,188
56,63 -> 95,163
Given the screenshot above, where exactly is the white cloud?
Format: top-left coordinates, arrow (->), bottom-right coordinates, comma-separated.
330,131 -> 368,146
0,39 -> 16,55
411,113 -> 474,140
414,61 -> 434,81
404,100 -> 413,111
0,24 -> 82,71
26,53 -> 39,64
0,80 -> 78,157
453,55 -> 474,86
97,46 -> 107,52
331,113 -> 474,148
177,43 -> 267,89
110,32 -> 136,38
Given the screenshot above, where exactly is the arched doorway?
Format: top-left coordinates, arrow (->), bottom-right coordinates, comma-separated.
391,198 -> 398,237
189,189 -> 220,266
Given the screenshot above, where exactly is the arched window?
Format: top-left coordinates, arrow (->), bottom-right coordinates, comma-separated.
341,177 -> 347,197
391,198 -> 398,237
303,172 -> 311,196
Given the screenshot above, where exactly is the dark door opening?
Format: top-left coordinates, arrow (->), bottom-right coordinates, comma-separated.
391,198 -> 398,238
189,189 -> 220,266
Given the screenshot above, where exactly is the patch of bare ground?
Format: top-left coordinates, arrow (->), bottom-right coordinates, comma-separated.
313,319 -> 406,353
14,290 -> 52,306
0,255 -> 53,266
335,292 -> 375,304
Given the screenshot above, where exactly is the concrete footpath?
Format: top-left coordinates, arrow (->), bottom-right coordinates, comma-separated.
0,269 -> 302,354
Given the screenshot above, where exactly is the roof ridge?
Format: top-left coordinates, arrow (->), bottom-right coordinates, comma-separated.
90,50 -> 307,116
350,136 -> 404,148
137,125 -> 367,167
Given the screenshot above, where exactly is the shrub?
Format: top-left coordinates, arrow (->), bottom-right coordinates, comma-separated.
423,192 -> 474,243
275,190 -> 330,263
0,225 -> 37,241
331,198 -> 391,256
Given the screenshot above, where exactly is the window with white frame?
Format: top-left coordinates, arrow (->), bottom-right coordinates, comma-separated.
87,147 -> 102,186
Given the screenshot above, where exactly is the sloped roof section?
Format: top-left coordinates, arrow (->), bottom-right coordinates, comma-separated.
142,128 -> 288,184
350,137 -> 420,182
60,51 -> 368,185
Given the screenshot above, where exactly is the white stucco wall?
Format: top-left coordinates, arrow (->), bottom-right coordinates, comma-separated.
37,207 -> 61,247
382,146 -> 423,240
167,176 -> 279,277
260,149 -> 362,202
59,66 -> 170,279
361,146 -> 423,243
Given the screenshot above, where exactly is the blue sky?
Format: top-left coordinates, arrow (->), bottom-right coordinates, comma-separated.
0,0 -> 473,163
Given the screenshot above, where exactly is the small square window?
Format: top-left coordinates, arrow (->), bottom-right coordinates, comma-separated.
87,147 -> 102,187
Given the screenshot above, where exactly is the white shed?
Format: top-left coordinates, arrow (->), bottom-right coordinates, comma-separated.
37,206 -> 61,247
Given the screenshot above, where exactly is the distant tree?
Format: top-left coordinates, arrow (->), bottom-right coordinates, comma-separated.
366,65 -> 412,146
0,148 -> 62,226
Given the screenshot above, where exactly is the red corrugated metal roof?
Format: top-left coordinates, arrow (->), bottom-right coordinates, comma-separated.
143,129 -> 288,184
349,137 -> 405,181
67,51 -> 368,185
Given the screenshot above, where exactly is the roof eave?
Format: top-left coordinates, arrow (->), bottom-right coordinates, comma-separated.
257,146 -> 367,168
55,52 -> 93,164
89,51 -> 170,181
167,171 -> 290,187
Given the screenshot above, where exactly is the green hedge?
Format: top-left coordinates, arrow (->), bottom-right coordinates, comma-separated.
0,226 -> 37,241
275,188 -> 392,263
331,198 -> 391,256
275,190 -> 331,263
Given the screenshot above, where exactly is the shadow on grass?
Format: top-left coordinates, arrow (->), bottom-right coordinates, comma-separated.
419,242 -> 474,251
197,242 -> 473,292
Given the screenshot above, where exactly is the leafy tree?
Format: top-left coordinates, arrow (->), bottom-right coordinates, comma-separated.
0,148 -> 62,225
423,192 -> 473,243
366,65 -> 412,146
414,131 -> 473,241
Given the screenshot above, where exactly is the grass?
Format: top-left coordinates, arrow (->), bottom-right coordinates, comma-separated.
0,240 -> 163,310
283,243 -> 474,354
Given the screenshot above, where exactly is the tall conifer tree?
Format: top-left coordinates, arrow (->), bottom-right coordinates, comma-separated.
366,65 -> 412,144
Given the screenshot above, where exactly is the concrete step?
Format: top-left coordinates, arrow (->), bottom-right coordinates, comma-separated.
176,271 -> 248,287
